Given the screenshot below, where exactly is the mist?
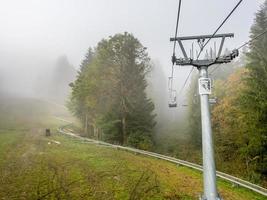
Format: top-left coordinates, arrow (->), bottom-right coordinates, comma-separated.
0,51 -> 76,104
0,0 -> 264,138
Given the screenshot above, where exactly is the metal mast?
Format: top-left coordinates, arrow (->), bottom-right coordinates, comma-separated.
170,34 -> 238,200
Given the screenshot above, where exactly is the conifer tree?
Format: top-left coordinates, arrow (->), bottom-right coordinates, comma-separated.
239,1 -> 267,179
69,33 -> 156,149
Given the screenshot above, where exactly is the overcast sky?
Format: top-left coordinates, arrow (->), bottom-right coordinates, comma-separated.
0,0 -> 265,96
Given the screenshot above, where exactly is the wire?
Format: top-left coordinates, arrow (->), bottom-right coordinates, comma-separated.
169,0 -> 182,93
209,65 -> 220,75
174,0 -> 244,97
172,0 -> 182,56
209,29 -> 267,75
170,65 -> 174,90
173,0 -> 243,105
197,0 -> 244,59
176,67 -> 195,100
237,29 -> 267,50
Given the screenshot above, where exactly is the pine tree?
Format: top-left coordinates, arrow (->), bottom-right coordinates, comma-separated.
80,48 -> 94,74
239,1 -> 267,180
49,55 -> 76,103
69,33 -> 156,149
211,1 -> 267,183
68,48 -> 95,136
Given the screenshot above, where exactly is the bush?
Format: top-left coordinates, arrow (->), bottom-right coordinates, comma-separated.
127,131 -> 153,150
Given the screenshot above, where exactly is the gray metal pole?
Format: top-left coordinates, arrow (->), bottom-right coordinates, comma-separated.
199,66 -> 219,200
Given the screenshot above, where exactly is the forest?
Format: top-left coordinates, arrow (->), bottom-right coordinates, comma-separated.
68,1 -> 267,187
186,2 -> 267,186
68,33 -> 156,150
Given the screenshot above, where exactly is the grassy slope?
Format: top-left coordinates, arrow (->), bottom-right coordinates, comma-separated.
0,96 -> 265,199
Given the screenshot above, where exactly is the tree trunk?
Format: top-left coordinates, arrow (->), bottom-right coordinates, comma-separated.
92,124 -> 97,138
89,125 -> 93,138
97,128 -> 99,140
122,116 -> 127,145
84,113 -> 88,135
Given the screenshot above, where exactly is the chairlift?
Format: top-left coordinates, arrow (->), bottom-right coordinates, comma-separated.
168,90 -> 177,108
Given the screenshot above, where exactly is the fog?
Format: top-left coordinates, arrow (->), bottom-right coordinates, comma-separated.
0,0 -> 264,132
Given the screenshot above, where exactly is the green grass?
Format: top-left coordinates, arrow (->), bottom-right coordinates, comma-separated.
0,96 -> 265,199
1,130 -> 265,200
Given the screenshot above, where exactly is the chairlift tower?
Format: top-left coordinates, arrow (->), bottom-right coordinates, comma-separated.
170,33 -> 238,200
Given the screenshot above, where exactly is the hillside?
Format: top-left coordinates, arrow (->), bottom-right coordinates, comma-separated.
0,96 -> 265,199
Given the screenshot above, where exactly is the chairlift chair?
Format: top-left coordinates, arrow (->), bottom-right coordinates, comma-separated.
168,90 -> 177,108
